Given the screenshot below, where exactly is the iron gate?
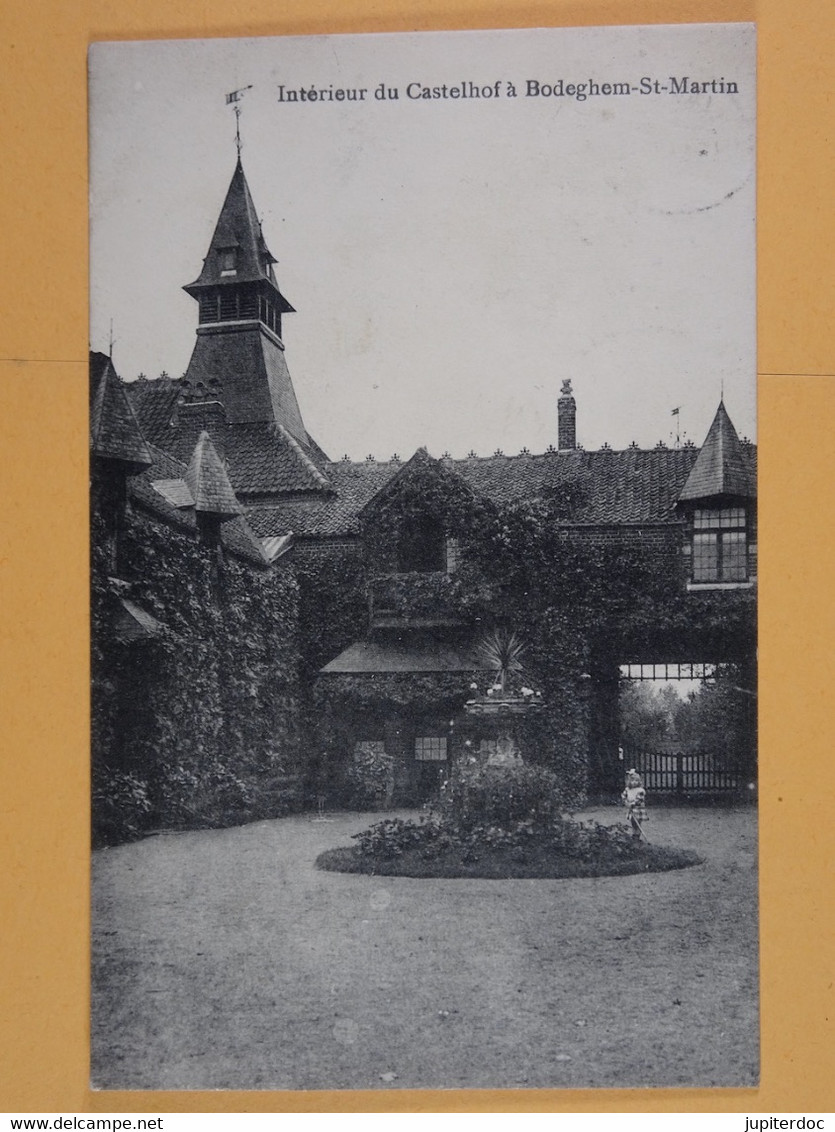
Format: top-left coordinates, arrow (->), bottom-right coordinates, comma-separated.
627,749 -> 740,797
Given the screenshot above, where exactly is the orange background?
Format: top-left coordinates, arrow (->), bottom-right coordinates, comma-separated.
1,0 -> 833,1114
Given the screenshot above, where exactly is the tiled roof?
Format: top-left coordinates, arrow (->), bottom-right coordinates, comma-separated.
245,459 -> 400,538
128,444 -> 270,567
151,479 -> 195,509
125,377 -> 331,496
183,159 -> 292,306
678,401 -> 756,502
124,376 -> 181,440
126,377 -> 756,543
114,598 -> 165,644
90,352 -> 153,469
185,432 -> 244,517
245,444 -> 750,539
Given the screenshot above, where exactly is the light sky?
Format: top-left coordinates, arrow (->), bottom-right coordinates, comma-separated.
89,25 -> 756,460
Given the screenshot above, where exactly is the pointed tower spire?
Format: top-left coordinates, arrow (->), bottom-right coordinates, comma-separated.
678,401 -> 755,502
90,352 -> 153,471
181,160 -> 310,445
183,160 -> 293,317
185,431 -> 244,518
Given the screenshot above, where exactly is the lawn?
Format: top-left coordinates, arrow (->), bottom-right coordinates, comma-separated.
91,805 -> 758,1091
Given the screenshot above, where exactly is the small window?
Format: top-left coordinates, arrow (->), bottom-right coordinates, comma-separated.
219,247 -> 238,275
415,736 -> 447,762
445,537 -> 461,574
398,514 -> 446,572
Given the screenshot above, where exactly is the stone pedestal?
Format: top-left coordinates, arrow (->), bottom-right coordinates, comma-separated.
464,696 -> 543,765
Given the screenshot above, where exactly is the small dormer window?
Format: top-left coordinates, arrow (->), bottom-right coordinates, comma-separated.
397,514 -> 446,573
219,247 -> 237,276
690,507 -> 749,584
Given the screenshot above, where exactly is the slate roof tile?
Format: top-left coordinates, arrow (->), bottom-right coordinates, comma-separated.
183,160 -> 292,303
185,431 -> 245,516
89,352 -> 153,469
125,376 -> 182,441
678,401 -> 756,501
128,444 -> 269,567
125,378 -> 331,495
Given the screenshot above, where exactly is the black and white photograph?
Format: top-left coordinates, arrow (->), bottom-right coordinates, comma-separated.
89,24 -> 758,1091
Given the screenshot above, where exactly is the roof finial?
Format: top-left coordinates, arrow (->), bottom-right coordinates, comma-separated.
108,318 -> 116,361
226,86 -> 253,159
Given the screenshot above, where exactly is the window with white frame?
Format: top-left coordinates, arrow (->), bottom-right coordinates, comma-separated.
691,507 -> 749,583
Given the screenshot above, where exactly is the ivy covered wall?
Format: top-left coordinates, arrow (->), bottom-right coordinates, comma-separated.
91,495 -> 302,845
308,471 -> 756,803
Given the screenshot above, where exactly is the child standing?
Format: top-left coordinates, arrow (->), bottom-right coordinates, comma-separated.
622,768 -> 648,840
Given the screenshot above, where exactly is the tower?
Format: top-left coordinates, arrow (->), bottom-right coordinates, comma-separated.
181,159 -> 310,446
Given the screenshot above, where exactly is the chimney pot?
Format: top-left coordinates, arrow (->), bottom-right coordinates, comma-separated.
558,379 -> 576,451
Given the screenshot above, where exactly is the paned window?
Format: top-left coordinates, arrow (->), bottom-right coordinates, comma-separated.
415,736 -> 447,762
691,507 -> 748,583
620,662 -> 716,682
220,247 -> 238,275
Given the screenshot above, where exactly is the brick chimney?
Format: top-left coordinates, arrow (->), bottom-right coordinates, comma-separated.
558,379 -> 576,450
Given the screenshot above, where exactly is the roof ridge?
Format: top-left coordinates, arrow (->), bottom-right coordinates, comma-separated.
273,421 -> 333,489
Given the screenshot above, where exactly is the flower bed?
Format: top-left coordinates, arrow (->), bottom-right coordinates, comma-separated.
315,812 -> 701,879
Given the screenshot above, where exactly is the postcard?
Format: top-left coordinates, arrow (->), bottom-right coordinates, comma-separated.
89,24 -> 757,1090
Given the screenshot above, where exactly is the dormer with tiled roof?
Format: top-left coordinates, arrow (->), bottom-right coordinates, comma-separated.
676,401 -> 757,589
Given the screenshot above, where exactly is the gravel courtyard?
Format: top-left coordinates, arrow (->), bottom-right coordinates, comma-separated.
91,805 -> 758,1092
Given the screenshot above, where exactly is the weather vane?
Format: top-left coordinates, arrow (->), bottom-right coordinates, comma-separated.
225,86 -> 253,157
671,405 -> 681,447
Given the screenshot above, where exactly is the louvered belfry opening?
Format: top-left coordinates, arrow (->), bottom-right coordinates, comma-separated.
184,159 -> 295,337
198,284 -> 278,333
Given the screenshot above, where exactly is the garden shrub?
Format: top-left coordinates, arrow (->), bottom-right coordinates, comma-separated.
91,766 -> 152,847
345,744 -> 394,809
319,806 -> 700,878
440,761 -> 563,829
